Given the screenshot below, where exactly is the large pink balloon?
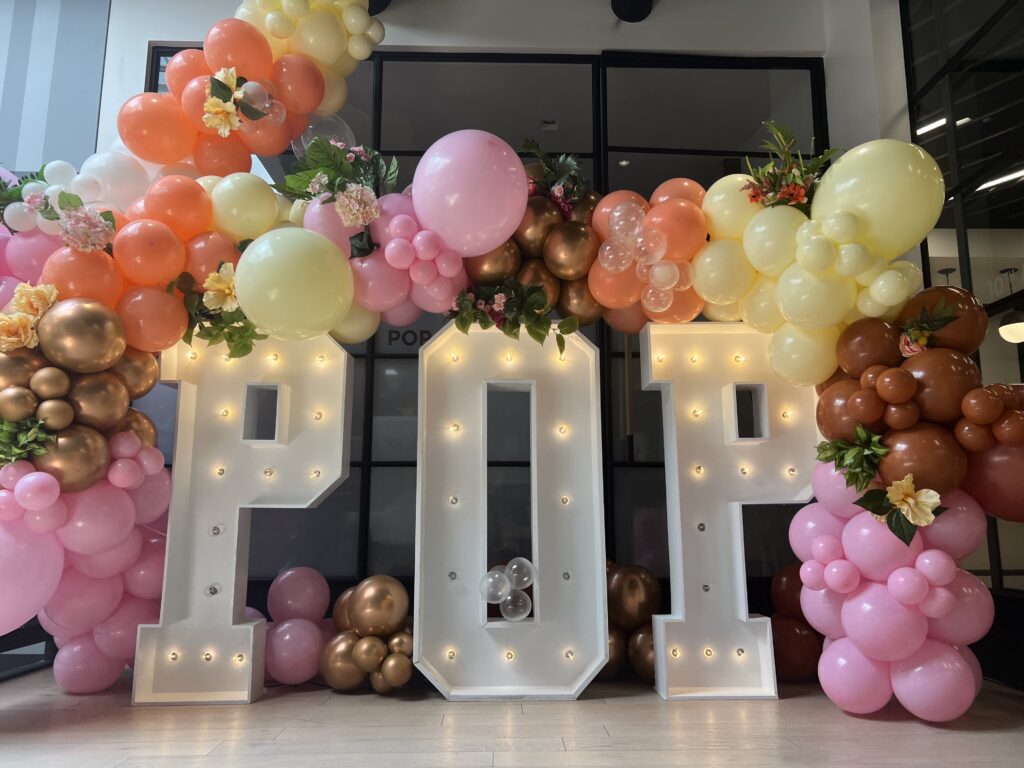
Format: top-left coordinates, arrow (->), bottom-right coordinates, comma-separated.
4,230 -> 62,283
958,644 -> 983,696
891,639 -> 976,722
53,634 -> 126,694
303,197 -> 360,254
67,526 -> 144,579
265,618 -> 323,685
800,585 -> 845,638
841,511 -> 922,582
368,192 -> 416,246
412,130 -> 528,256
267,566 -> 330,622
841,582 -> 927,661
122,534 -> 165,599
380,296 -> 423,327
44,568 -> 124,635
0,520 -> 64,635
127,469 -> 172,525
788,503 -> 845,562
926,570 -> 994,646
818,637 -> 893,714
57,481 -> 136,555
918,489 -> 986,561
93,594 -> 160,660
811,463 -> 866,518
351,251 -> 410,312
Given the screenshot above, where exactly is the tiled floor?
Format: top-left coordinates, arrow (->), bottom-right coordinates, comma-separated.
0,669 -> 1021,767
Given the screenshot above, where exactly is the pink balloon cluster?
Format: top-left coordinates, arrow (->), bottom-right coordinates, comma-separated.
791,462 -> 993,722
0,229 -> 62,305
263,566 -> 332,686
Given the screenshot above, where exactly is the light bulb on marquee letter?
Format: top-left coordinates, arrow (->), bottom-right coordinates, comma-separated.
132,339 -> 353,704
641,324 -> 817,700
414,324 -> 607,700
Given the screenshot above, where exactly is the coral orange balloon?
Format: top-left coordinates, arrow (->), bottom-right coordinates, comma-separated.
645,199 -> 708,263
144,175 -> 212,241
650,178 -> 706,208
603,303 -> 648,334
180,76 -> 219,136
592,190 -> 648,240
588,261 -> 643,309
118,93 -> 196,165
286,110 -> 308,141
117,286 -> 189,352
193,134 -> 253,176
112,219 -> 186,287
271,55 -> 326,116
643,287 -> 705,324
186,232 -> 240,282
165,49 -> 209,101
239,119 -> 291,157
125,198 -> 147,221
204,19 -> 273,81
40,248 -> 124,308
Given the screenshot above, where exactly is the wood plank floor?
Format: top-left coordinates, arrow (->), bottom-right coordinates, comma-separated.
0,669 -> 1022,767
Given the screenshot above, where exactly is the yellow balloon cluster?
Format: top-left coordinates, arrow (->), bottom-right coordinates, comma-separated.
235,0 -> 385,115
692,140 -> 943,387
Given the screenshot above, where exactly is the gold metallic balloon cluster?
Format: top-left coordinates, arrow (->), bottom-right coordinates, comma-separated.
321,574 -> 414,695
0,298 -> 160,492
597,562 -> 662,683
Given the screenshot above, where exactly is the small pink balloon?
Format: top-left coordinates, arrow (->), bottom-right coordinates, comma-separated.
267,566 -> 330,622
841,511 -> 922,582
265,618 -> 324,685
388,214 -> 418,241
891,639 -> 976,722
351,251 -> 411,312
380,296 -> 423,327
957,644 -> 983,696
44,569 -> 124,636
887,566 -> 929,605
136,446 -> 165,475
23,499 -> 68,534
800,586 -> 845,638
412,230 -> 441,261
818,637 -> 893,714
368,192 -> 416,245
128,468 -> 171,525
919,585 -> 955,619
67,526 -> 143,580
384,237 -> 416,269
0,488 -> 25,521
0,520 -> 64,635
108,458 -> 145,490
811,462 -> 866,518
788,503 -> 845,562
411,269 -> 466,313
109,431 -> 143,459
37,607 -> 72,637
122,535 -> 165,600
57,481 -> 136,555
5,229 -> 62,283
0,459 -> 34,490
93,594 -> 160,660
53,635 -> 70,649
435,249 -> 464,278
145,511 -> 168,535
914,549 -> 956,586
811,534 -> 843,565
409,259 -> 437,286
841,581 -> 927,661
302,197 -> 359,255
424,275 -> 455,301
244,606 -> 265,621
799,560 -> 826,590
53,634 -> 126,694
823,559 -> 861,594
14,472 -> 61,512
927,570 -> 994,646
918,489 -> 986,561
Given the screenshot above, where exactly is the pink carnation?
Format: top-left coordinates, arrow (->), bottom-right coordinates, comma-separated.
333,183 -> 380,227
23,192 -> 45,211
59,205 -> 113,252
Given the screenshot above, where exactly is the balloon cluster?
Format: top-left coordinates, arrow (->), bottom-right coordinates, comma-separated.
597,562 -> 662,682
478,556 -> 536,621
2,161 -> 110,236
768,564 -> 824,683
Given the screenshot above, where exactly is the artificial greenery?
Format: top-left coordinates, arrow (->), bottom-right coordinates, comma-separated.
448,279 -> 579,356
901,296 -> 957,349
815,424 -> 890,492
169,271 -> 267,359
273,137 -> 399,201
743,121 -> 838,214
521,139 -> 589,214
0,417 -> 55,465
855,487 -> 947,546
0,165 -> 44,230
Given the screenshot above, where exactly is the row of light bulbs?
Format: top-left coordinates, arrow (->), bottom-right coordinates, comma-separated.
668,646 -> 746,660
167,650 -> 245,663
442,648 -> 577,663
448,350 -> 569,366
654,352 -> 748,365
690,464 -> 800,479
185,350 -> 334,366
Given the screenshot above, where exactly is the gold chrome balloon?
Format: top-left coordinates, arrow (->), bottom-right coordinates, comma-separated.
36,299 -> 126,374
543,221 -> 600,281
320,630 -> 367,691
369,670 -> 394,695
35,399 -> 75,431
513,196 -> 563,260
0,386 -> 38,422
556,276 -> 603,326
28,367 -> 71,400
0,348 -> 46,389
524,161 -> 545,185
31,424 -> 110,492
608,565 -> 662,632
352,635 -> 388,673
516,259 -> 561,309
570,189 -> 603,225
597,625 -> 628,681
464,240 -> 522,286
627,624 -> 656,682
380,652 -> 413,687
109,347 -> 160,399
332,586 -> 355,632
105,408 -> 157,447
67,372 -> 130,431
349,575 -> 409,637
387,630 -> 413,658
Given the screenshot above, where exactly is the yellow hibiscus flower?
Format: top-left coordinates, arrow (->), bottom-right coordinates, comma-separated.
886,474 -> 941,527
203,97 -> 241,138
203,263 -> 239,313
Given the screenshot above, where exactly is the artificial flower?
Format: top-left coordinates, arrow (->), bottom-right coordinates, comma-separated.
59,205 -> 113,252
492,292 -> 507,312
550,184 -> 565,199
203,97 -> 241,138
885,474 -> 941,527
0,312 -> 38,352
22,192 -> 45,212
306,172 -> 329,196
899,333 -> 926,357
333,183 -> 379,227
202,262 -> 239,313
213,67 -> 242,99
10,283 -> 57,318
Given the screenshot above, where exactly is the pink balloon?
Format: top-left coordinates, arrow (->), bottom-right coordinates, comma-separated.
0,488 -> 24,521
267,566 -> 329,622
887,567 -> 929,605
14,472 -> 61,511
109,431 -> 143,459
302,197 -> 359,254
57,481 -> 136,555
811,462 -> 866,518
891,639 -> 976,722
412,230 -> 441,261
435,250 -> 464,279
799,560 -> 826,590
0,459 -> 33,490
818,637 -> 893,714
128,468 -> 171,525
108,458 -> 145,489
145,511 -> 168,536
918,489 -> 986,561
53,634 -> 70,648
957,644 -> 983,696
265,618 -> 323,685
122,534 -> 165,599
0,275 -> 17,308
841,511 -> 922,582
409,259 -> 437,286
380,296 -> 423,327
67,526 -> 143,579
410,279 -> 455,314
44,569 -> 124,635
915,549 -> 956,586
244,606 -> 265,621
919,585 -> 955,619
788,503 -> 845,562
384,238 -> 416,269
0,520 -> 64,635
53,634 -> 126,694
927,570 -> 994,646
811,534 -> 843,565
412,130 -> 528,256
368,192 -> 416,245
37,607 -> 72,637
5,229 -> 62,283
823,559 -> 860,594
800,586 -> 845,638
23,499 -> 68,533
388,214 -> 418,241
93,595 -> 160,660
136,446 -> 165,475
351,252 -> 410,312
841,582 -> 927,661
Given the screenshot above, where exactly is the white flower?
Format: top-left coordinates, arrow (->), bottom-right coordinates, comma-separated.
202,263 -> 239,313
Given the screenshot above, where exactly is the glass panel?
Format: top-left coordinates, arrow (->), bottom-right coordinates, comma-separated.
997,518 -> 1024,590
609,152 -> 744,198
612,467 -> 668,576
367,466 -> 416,578
609,356 -> 665,463
978,308 -> 1024,385
965,228 -> 1024,305
487,466 -> 533,567
340,60 -> 374,145
375,311 -> 446,353
487,388 -> 531,463
371,359 -> 418,461
349,358 -> 365,460
133,383 -> 178,462
742,505 -> 805,577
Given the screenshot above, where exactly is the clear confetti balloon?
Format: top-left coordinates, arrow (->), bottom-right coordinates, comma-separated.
505,557 -> 536,590
674,261 -> 694,291
598,236 -> 638,274
608,201 -> 646,239
479,570 -> 512,605
291,114 -> 357,157
635,226 -> 668,265
641,285 -> 674,313
648,261 -> 680,291
635,261 -> 652,281
500,589 -> 532,621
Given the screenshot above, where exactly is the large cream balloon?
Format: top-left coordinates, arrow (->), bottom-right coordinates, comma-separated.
235,228 -> 354,340
235,2 -> 288,59
775,264 -> 857,327
691,239 -> 756,305
702,174 -> 762,240
701,301 -> 740,322
212,173 -> 278,241
811,139 -> 945,260
769,323 -> 841,387
330,300 -> 380,344
290,10 -> 347,66
739,275 -> 784,333
315,68 -> 349,115
742,205 -> 807,277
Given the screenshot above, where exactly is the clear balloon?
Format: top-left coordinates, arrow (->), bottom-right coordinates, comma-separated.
641,285 -> 674,314
597,237 -> 638,273
635,226 -> 668,265
499,589 -> 532,621
608,201 -> 645,239
479,569 -> 512,604
648,261 -> 679,291
505,557 -> 535,590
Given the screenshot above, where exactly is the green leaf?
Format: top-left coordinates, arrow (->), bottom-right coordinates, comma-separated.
57,191 -> 84,211
383,156 -> 400,194
887,509 -> 918,546
37,203 -> 59,221
99,210 -> 117,230
932,505 -> 947,518
854,488 -> 890,516
526,322 -> 547,345
455,314 -> 472,334
502,322 -> 521,340
209,76 -> 234,103
557,315 -> 579,334
238,100 -> 267,122
555,333 -> 566,356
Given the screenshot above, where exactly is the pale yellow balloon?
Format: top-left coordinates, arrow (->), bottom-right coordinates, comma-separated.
795,236 -> 837,273
742,205 -> 806,277
796,218 -> 823,245
822,210 -> 860,244
702,174 -> 762,240
702,301 -> 741,322
275,193 -> 292,222
235,228 -> 354,340
691,239 -> 756,305
196,175 -> 221,196
315,69 -> 349,115
890,259 -> 924,294
775,264 -> 856,328
835,242 -> 875,277
330,300 -> 379,344
334,52 -> 360,77
844,302 -> 866,325
288,198 -> 310,227
235,3 -> 287,58
347,33 -> 372,60
282,0 -> 310,16
739,275 -> 784,333
868,269 -> 910,307
769,323 -> 841,387
266,10 -> 296,38
366,18 -> 385,44
856,287 -> 888,318
289,9 -> 347,65
811,139 -> 945,260
212,173 -> 278,241
854,258 -> 886,287
341,3 -> 370,33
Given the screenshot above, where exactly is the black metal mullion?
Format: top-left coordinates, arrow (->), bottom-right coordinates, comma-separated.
607,146 -> 772,159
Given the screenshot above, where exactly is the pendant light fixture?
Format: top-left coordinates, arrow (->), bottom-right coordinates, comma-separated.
997,267 -> 1024,343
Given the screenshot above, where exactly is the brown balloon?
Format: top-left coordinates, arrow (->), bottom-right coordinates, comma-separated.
28,367 -> 71,400
0,386 -> 38,421
516,259 -> 560,309
815,367 -> 854,396
542,221 -> 600,281
902,348 -> 982,424
369,670 -> 394,695
859,364 -> 888,390
0,348 -> 47,389
875,367 -> 917,405
387,630 -> 413,658
816,379 -> 884,442
961,388 -> 1004,425
380,652 -> 413,687
879,422 -> 966,495
884,401 -> 920,431
105,408 -> 157,447
352,635 -> 388,673
608,565 -> 661,632
348,575 -> 409,637
35,399 -> 75,431
36,298 -> 126,374
569,189 -> 602,225
109,347 -> 160,399
31,423 -> 110,492
962,442 -> 1024,523
464,240 -> 522,287
556,276 -> 603,326
597,625 -> 628,681
332,586 -> 354,632
836,318 -> 902,377
67,372 -> 130,431
847,388 -> 885,424
986,383 -> 1020,410
771,615 -> 822,683
897,286 -> 988,355
320,630 -> 366,690
954,418 -> 995,452
513,196 -> 563,259
770,563 -> 804,620
992,409 -> 1024,445
627,623 -> 655,682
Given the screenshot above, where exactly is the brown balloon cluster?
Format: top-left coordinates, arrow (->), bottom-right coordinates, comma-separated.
0,299 -> 160,491
321,575 -> 415,695
597,561 -> 662,682
769,564 -> 823,682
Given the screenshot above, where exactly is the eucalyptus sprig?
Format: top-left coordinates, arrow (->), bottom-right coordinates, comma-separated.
169,271 -> 267,359
743,121 -> 837,214
0,417 -> 55,465
815,424 -> 889,492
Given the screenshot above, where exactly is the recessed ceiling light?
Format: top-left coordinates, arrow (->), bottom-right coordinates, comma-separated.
617,159 -> 631,167
977,168 -> 1024,192
540,120 -> 558,132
